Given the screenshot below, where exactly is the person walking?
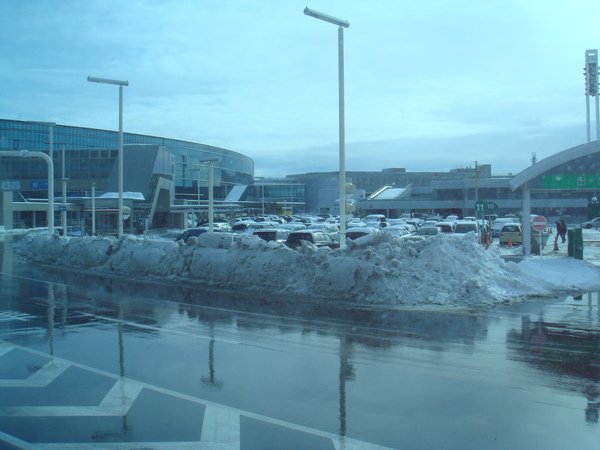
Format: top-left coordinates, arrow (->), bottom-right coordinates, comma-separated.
559,219 -> 568,243
554,221 -> 561,251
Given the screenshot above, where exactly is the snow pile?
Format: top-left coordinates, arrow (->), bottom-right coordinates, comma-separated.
13,231 -> 600,306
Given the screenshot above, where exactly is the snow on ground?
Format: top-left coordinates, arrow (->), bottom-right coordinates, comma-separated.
11,229 -> 600,307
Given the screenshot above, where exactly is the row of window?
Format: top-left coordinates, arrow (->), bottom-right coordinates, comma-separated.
1,119 -> 254,187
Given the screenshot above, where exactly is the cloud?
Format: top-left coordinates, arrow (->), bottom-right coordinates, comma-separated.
1,0 -> 599,178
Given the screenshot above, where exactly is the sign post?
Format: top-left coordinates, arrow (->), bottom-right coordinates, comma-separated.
531,215 -> 548,259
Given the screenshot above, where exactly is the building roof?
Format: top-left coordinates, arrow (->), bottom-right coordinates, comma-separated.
509,140 -> 600,191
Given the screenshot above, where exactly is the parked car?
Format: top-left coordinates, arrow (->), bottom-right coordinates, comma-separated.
382,225 -> 411,238
253,228 -> 290,243
285,230 -> 338,249
435,222 -> 455,233
499,223 -> 522,246
580,217 -> 600,229
347,218 -> 366,228
345,227 -> 377,240
175,227 -> 209,241
453,220 -> 479,235
307,223 -> 339,234
491,218 -> 514,238
417,226 -> 443,238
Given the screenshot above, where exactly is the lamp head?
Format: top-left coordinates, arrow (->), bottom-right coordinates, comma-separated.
304,7 -> 349,28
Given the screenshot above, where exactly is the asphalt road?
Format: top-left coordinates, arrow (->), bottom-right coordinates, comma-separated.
0,237 -> 599,449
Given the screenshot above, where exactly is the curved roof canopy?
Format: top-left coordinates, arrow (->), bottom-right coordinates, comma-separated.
509,140 -> 600,191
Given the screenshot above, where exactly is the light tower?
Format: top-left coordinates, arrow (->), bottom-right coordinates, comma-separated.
584,49 -> 599,142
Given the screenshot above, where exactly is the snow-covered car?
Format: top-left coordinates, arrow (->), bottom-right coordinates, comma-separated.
580,217 -> 600,229
285,230 -> 338,249
307,223 -> 339,234
491,218 -> 514,238
345,227 -> 377,240
175,227 -> 208,241
382,225 -> 411,238
252,228 -> 290,243
417,226 -> 442,238
435,222 -> 455,233
347,218 -> 366,228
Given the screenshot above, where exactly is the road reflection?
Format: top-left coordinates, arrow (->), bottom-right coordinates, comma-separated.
506,293 -> 600,424
2,240 -> 599,448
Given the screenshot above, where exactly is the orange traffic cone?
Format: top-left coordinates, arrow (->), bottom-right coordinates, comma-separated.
507,238 -> 513,248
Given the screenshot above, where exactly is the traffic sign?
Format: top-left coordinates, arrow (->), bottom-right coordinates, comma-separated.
475,200 -> 498,212
531,215 -> 547,232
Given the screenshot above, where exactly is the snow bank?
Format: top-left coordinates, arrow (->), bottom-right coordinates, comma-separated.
13,231 -> 600,307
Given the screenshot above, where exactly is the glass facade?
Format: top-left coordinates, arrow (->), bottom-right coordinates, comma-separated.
0,118 -> 254,199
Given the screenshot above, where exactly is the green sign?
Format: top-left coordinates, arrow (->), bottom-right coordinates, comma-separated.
543,174 -> 600,189
475,200 -> 498,212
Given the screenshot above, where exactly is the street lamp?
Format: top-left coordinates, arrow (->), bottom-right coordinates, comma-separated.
60,144 -> 67,236
197,158 -> 220,231
304,6 -> 350,249
87,76 -> 129,237
254,177 -> 266,216
584,49 -> 599,142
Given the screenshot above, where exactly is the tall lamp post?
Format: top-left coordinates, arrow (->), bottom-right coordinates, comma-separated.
254,177 -> 265,216
87,76 -> 129,237
196,158 -> 220,231
304,7 -> 350,249
60,144 -> 68,236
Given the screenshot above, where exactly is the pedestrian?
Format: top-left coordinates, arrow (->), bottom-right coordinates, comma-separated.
554,221 -> 560,250
559,219 -> 568,243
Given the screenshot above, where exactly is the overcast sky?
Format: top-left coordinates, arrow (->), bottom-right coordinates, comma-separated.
1,0 -> 599,177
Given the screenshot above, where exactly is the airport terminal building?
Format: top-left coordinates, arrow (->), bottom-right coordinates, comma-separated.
2,118 -> 599,234
0,118 -> 254,232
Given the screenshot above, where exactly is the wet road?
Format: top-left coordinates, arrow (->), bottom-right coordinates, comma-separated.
1,236 -> 599,449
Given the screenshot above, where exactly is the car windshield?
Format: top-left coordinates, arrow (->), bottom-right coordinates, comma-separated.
454,224 -> 476,233
418,227 -> 439,235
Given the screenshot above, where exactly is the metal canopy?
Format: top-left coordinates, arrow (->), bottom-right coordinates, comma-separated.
508,140 -> 600,191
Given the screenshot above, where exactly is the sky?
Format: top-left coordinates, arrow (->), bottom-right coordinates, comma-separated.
1,0 -> 599,178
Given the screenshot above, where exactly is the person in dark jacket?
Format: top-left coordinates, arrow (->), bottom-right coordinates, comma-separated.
554,221 -> 561,250
559,219 -> 568,243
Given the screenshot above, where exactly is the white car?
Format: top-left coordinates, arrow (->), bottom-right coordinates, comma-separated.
383,225 -> 411,238
454,220 -> 479,235
345,227 -> 378,240
580,217 -> 600,229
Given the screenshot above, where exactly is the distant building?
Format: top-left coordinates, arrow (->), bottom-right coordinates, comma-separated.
289,150 -> 599,222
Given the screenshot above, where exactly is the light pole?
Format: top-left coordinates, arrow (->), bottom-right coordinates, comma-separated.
61,144 -> 67,236
87,76 -> 129,237
584,49 -> 599,142
304,7 -> 350,249
254,177 -> 265,216
196,158 -> 220,231
91,182 -> 96,236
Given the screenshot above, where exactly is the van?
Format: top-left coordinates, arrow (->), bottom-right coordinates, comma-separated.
499,223 -> 522,246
